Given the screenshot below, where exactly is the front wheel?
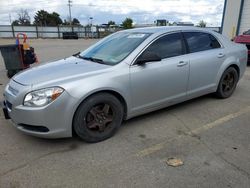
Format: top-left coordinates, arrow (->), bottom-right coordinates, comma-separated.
215,67 -> 239,99
73,93 -> 124,143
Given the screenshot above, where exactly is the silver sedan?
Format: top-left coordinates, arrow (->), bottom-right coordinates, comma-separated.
2,26 -> 248,142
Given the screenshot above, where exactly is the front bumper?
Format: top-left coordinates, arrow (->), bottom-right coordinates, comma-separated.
3,80 -> 79,139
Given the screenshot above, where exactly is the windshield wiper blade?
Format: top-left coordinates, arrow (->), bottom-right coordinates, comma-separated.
73,52 -> 87,60
72,52 -> 81,57
81,56 -> 105,64
73,54 -> 106,64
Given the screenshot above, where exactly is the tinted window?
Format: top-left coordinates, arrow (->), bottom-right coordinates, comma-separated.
184,32 -> 221,53
143,32 -> 184,59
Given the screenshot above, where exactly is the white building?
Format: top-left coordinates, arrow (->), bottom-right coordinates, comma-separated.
222,0 -> 250,39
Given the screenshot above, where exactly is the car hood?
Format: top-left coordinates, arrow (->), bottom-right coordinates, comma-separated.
13,56 -> 111,86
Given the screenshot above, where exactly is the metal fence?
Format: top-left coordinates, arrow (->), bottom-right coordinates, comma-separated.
0,25 -> 221,39
0,25 -> 118,39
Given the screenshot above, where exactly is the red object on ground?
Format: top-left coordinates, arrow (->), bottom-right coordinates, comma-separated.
16,33 -> 29,69
16,33 -> 39,68
234,30 -> 250,64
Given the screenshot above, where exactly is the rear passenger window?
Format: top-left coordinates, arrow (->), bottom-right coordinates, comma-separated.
144,32 -> 184,59
184,32 -> 221,53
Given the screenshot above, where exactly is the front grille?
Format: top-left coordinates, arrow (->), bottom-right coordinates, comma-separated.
18,124 -> 49,132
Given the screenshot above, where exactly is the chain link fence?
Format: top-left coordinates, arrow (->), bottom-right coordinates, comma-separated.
0,25 -> 120,39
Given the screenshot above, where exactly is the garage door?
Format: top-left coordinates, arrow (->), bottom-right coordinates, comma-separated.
239,0 -> 250,34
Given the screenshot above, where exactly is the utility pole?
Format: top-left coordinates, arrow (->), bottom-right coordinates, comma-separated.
68,0 -> 72,25
9,13 -> 12,25
89,17 -> 93,26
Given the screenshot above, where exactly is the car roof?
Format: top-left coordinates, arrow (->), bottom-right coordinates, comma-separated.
122,26 -> 214,34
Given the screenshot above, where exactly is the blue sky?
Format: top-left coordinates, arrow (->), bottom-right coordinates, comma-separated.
0,0 -> 224,26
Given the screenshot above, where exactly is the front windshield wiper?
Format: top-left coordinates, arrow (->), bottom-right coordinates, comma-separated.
73,52 -> 106,64
73,52 -> 81,57
81,56 -> 105,64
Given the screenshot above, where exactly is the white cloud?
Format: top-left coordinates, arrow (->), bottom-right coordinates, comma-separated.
0,0 -> 224,26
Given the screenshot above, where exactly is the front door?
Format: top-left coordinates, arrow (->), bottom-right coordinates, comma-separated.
129,32 -> 189,113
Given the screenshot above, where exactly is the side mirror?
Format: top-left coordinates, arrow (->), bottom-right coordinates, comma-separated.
136,52 -> 161,65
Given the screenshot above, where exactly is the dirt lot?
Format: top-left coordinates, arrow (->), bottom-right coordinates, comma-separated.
0,39 -> 250,188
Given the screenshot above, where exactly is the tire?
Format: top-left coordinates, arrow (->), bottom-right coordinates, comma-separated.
73,93 -> 124,143
215,67 -> 239,99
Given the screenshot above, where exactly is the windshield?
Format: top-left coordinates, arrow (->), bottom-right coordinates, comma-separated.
79,32 -> 151,65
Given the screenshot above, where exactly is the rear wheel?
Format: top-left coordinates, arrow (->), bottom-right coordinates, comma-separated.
215,67 -> 239,98
73,93 -> 124,143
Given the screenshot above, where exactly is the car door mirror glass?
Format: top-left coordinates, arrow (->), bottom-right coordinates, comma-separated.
136,52 -> 161,65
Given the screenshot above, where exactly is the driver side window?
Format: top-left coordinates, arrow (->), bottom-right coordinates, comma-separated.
143,32 -> 184,59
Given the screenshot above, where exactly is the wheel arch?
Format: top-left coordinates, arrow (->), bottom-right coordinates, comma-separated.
228,64 -> 240,78
215,63 -> 240,98
72,89 -> 128,133
95,90 -> 128,119
220,64 -> 240,83
216,61 -> 240,87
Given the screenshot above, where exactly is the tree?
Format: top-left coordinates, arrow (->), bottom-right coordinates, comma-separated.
33,10 -> 62,26
58,17 -> 80,26
197,20 -> 206,28
62,19 -> 70,25
48,12 -> 63,26
33,10 -> 49,26
12,20 -> 20,26
122,18 -> 133,29
12,9 -> 31,25
108,20 -> 115,26
72,18 -> 80,25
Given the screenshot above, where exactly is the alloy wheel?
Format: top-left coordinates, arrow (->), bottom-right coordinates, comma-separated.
85,103 -> 114,132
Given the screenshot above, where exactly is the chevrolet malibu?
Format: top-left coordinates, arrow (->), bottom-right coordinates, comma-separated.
2,27 -> 248,142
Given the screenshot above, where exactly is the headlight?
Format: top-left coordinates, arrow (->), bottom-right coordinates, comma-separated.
23,87 -> 64,107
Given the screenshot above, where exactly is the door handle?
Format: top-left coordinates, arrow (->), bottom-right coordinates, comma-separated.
217,53 -> 225,58
177,61 -> 188,67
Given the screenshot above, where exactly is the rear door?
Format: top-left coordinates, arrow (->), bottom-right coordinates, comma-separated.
183,31 -> 225,98
129,32 -> 189,113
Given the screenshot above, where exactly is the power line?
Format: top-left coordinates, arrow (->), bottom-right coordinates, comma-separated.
68,0 -> 72,25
